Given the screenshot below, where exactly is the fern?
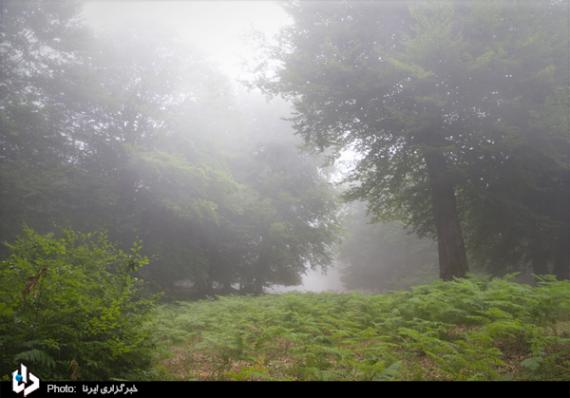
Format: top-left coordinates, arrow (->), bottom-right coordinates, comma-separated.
14,349 -> 56,370
146,277 -> 570,380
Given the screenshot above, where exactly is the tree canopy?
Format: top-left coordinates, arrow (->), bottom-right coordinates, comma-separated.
257,0 -> 569,279
0,0 -> 340,297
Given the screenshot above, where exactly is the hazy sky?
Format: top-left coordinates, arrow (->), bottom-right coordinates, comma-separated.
82,1 -> 291,81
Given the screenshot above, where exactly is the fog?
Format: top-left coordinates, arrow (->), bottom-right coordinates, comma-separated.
2,0 -> 567,297
2,0 -> 568,383
81,1 -> 348,293
1,1 -> 569,298
83,1 -> 290,83
269,264 -> 346,293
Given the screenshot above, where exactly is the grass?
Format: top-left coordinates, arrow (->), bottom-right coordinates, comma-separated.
142,276 -> 570,381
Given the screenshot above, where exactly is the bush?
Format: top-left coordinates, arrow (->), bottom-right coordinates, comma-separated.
0,227 -> 155,380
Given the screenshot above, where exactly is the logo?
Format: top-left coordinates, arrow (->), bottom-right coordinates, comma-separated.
12,364 -> 40,396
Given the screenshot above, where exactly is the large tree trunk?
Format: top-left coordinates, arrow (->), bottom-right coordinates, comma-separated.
423,147 -> 468,280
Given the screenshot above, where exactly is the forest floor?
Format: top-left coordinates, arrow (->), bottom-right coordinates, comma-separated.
144,277 -> 570,381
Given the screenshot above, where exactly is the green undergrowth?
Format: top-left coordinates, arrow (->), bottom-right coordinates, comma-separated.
144,276 -> 570,381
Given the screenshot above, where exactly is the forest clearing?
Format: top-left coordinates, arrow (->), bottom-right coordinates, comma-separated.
145,278 -> 570,381
1,0 -> 569,387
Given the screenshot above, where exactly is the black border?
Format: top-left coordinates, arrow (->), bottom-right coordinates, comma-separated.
2,381 -> 569,398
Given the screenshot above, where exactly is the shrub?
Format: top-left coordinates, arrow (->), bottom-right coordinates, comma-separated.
0,227 -> 155,380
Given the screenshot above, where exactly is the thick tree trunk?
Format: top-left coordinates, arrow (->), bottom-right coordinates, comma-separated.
423,147 -> 468,280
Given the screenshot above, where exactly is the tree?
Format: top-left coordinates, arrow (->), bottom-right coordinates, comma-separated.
442,0 -> 569,278
0,0 -> 341,296
233,138 -> 340,294
257,0 -> 569,280
0,0 -> 92,246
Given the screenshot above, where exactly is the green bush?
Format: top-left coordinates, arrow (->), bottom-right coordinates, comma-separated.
0,227 -> 155,380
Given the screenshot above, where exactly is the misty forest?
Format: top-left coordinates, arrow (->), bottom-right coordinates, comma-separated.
1,0 -> 569,382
